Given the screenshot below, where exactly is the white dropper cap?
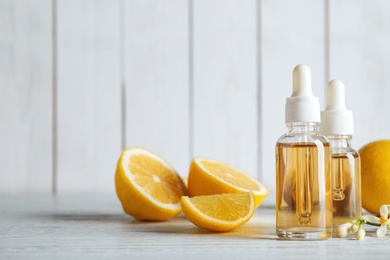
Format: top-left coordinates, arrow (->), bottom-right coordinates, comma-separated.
320,80 -> 354,135
285,64 -> 321,123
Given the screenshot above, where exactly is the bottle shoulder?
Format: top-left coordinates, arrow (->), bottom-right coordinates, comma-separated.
331,147 -> 360,157
276,133 -> 330,145
327,137 -> 360,155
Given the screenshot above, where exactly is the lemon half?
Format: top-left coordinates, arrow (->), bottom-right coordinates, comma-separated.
115,147 -> 187,221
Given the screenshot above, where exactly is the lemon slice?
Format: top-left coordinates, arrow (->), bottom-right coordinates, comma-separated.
188,157 -> 268,208
181,192 -> 255,231
115,147 -> 187,221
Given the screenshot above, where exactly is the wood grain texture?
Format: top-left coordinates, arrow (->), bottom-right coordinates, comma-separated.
56,0 -> 121,194
124,0 -> 190,176
1,195 -> 390,259
260,0 -> 327,194
329,0 -> 390,150
0,0 -> 53,194
192,0 -> 258,178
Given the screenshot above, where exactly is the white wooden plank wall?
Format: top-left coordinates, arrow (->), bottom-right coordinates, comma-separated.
0,0 -> 53,194
1,0 -> 389,195
56,0 -> 121,194
193,0 -> 258,178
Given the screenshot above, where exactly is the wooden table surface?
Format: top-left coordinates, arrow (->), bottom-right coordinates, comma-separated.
1,195 -> 389,259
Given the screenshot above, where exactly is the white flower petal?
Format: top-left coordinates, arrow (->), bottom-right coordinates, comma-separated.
377,224 -> 387,237
381,205 -> 389,219
361,215 -> 380,223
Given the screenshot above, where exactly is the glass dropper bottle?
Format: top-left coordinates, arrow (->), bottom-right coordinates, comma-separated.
320,80 -> 362,228
276,65 -> 332,240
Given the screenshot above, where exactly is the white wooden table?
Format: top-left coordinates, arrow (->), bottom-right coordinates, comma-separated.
1,195 -> 389,259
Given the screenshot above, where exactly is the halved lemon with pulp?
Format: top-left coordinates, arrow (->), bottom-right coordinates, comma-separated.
188,157 -> 268,208
181,192 -> 255,232
115,147 -> 187,221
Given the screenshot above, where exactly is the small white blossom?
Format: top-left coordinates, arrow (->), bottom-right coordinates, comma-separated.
336,222 -> 352,238
350,224 -> 359,234
377,205 -> 390,237
361,204 -> 390,237
355,227 -> 365,240
336,205 -> 390,240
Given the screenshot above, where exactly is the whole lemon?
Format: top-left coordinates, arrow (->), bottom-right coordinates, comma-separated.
359,140 -> 390,214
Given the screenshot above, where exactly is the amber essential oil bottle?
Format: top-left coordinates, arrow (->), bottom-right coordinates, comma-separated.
276,65 -> 332,240
320,80 -> 362,228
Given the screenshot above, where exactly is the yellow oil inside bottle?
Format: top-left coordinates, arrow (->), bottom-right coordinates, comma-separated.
331,152 -> 361,226
276,142 -> 332,240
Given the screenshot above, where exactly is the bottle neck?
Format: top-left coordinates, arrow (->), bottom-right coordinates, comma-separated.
327,135 -> 352,148
286,122 -> 319,134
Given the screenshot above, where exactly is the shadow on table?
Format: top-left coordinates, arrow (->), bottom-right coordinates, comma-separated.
126,214 -> 278,240
36,212 -> 130,224
44,206 -> 278,240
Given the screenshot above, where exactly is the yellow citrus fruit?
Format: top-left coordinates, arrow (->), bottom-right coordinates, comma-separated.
181,192 -> 255,231
359,140 -> 390,214
182,177 -> 188,189
115,147 -> 187,221
188,157 -> 268,208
